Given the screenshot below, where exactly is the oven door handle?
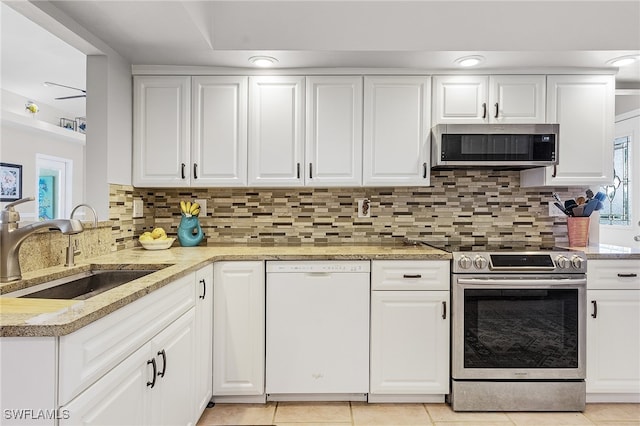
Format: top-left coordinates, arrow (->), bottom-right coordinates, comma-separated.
456,277 -> 587,286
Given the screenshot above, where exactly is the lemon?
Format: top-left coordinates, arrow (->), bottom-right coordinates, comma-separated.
151,227 -> 166,239
139,232 -> 153,241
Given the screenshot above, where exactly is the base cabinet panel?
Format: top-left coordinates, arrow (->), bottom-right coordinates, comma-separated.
370,290 -> 449,395
213,261 -> 265,396
194,265 -> 214,417
586,289 -> 640,394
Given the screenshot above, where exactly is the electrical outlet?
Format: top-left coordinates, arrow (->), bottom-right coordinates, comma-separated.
357,199 -> 371,218
194,199 -> 207,217
133,199 -> 143,218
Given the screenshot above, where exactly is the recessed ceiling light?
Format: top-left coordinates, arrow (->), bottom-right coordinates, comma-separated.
454,55 -> 485,67
249,56 -> 278,67
606,55 -> 639,67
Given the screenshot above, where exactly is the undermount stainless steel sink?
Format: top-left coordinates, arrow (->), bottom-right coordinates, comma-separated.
4,268 -> 165,300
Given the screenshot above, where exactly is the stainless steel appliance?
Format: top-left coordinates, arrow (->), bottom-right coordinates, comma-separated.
431,123 -> 559,168
446,245 -> 587,411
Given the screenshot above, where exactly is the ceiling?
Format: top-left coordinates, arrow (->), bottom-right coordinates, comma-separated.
2,0 -> 639,119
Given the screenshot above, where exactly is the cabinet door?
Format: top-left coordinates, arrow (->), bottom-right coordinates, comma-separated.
192,76 -> 248,187
586,289 -> 640,394
213,261 -> 265,396
432,75 -> 488,124
60,341 -> 151,426
150,309 -> 196,426
521,75 -> 614,187
248,76 -> 304,186
363,76 -> 431,186
370,291 -> 449,394
305,76 -> 363,187
133,76 -> 191,187
194,265 -> 214,418
489,75 -> 546,124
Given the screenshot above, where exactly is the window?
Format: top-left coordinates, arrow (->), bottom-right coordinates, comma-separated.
600,136 -> 630,226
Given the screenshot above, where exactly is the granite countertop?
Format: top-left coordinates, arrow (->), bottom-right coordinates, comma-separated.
564,243 -> 640,259
0,244 -> 449,337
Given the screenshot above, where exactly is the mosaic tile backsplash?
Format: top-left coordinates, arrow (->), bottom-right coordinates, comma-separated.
124,170 -> 582,248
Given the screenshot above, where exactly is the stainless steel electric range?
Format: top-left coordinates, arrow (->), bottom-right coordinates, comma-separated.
418,241 -> 588,412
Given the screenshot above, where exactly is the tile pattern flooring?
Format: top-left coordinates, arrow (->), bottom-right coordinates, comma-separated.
197,402 -> 640,425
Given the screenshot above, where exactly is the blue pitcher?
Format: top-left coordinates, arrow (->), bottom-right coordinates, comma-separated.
177,214 -> 204,247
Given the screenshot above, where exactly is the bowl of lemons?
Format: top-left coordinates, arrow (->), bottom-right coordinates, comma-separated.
139,227 -> 175,250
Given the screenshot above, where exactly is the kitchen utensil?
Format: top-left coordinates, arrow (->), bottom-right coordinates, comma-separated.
572,205 -> 585,217
552,193 -> 562,204
594,191 -> 607,203
586,189 -> 594,200
554,202 -> 572,216
576,196 -> 586,205
564,199 -> 578,210
582,199 -> 599,217
595,201 -> 604,211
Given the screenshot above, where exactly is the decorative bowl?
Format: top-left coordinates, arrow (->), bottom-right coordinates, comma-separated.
139,237 -> 175,250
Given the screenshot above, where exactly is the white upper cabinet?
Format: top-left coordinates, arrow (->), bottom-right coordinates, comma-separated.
305,76 -> 363,187
192,76 -> 248,186
248,76 -> 305,187
133,75 -> 248,187
490,75 -> 546,123
133,76 -> 191,187
432,75 -> 545,124
363,76 -> 431,187
521,75 -> 614,187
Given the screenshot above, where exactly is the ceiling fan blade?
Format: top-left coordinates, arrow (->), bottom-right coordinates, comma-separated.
45,81 -> 86,93
54,95 -> 87,100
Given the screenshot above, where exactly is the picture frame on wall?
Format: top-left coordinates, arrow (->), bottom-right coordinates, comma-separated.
75,117 -> 86,134
60,117 -> 77,131
0,162 -> 23,202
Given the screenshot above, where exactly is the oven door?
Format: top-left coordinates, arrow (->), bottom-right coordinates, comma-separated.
452,274 -> 586,380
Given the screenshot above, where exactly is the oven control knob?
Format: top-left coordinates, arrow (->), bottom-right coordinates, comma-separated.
474,255 -> 488,270
571,255 -> 585,269
458,255 -> 472,269
556,255 -> 569,269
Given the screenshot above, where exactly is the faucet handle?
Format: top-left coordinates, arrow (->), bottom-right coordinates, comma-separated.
3,197 -> 35,211
1,197 -> 34,224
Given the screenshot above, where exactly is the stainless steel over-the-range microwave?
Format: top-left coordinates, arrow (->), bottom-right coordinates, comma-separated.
431,123 -> 559,168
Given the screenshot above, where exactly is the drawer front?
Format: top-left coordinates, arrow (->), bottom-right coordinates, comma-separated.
372,260 -> 450,290
59,273 -> 195,405
588,259 -> 640,290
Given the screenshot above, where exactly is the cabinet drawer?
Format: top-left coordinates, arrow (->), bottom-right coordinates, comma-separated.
58,273 -> 195,405
372,260 -> 449,290
588,259 -> 640,290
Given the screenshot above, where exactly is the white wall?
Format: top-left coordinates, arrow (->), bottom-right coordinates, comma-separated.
0,119 -> 85,220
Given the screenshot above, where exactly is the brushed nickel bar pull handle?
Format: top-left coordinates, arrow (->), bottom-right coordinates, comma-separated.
181,163 -> 186,179
494,102 -> 499,119
442,301 -> 447,319
193,163 -> 198,179
482,102 -> 487,119
591,300 -> 598,318
618,273 -> 638,278
403,274 -> 422,279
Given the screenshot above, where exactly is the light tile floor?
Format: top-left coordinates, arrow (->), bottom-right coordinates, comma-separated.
197,402 -> 640,425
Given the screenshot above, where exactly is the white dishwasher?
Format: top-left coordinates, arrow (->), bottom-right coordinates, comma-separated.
266,260 -> 370,400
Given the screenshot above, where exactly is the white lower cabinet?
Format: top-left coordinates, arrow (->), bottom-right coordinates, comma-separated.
586,259 -> 640,402
212,261 -> 265,400
61,309 -> 195,426
369,260 -> 450,402
194,265 -> 214,417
